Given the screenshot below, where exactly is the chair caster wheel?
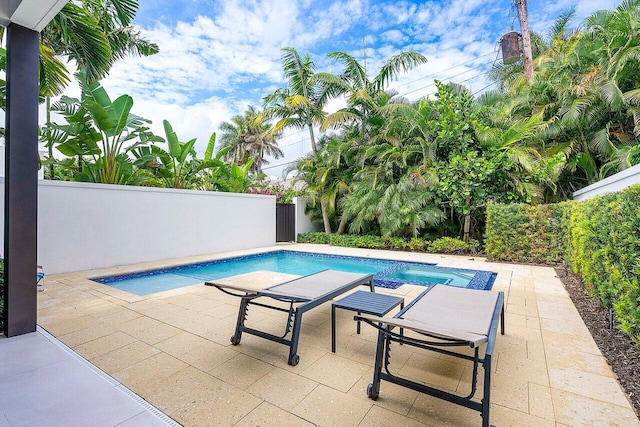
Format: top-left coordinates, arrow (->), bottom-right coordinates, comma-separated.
288,354 -> 300,366
230,335 -> 240,345
367,383 -> 378,400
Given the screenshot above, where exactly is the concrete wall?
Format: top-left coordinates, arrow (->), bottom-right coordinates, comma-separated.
293,197 -> 320,240
1,179 -> 276,273
573,163 -> 640,201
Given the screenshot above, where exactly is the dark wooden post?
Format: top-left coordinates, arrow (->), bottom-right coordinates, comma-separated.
3,23 -> 40,337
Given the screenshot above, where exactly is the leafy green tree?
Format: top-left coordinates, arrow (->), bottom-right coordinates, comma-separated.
490,1 -> 640,197
285,49 -> 427,233
32,0 -> 159,176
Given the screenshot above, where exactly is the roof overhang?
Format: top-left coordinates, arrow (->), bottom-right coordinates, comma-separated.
0,0 -> 69,32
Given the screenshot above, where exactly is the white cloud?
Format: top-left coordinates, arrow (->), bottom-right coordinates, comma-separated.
83,0 -> 616,171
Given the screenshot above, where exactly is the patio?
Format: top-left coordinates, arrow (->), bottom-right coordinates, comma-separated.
18,244 -> 640,426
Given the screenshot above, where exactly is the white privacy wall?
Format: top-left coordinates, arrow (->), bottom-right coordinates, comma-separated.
1,180 -> 276,274
294,197 -> 320,239
573,163 -> 640,201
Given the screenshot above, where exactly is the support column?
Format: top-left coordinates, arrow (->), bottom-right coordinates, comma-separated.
3,23 -> 39,337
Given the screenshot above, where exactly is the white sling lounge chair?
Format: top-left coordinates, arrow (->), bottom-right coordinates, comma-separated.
206,270 -> 374,366
356,284 -> 504,427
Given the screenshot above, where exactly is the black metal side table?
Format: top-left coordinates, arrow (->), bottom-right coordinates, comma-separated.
332,290 -> 404,353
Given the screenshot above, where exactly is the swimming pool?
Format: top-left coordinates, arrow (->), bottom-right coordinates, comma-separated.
93,250 -> 495,296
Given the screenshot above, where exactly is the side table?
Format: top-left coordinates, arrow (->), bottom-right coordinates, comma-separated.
332,290 -> 404,353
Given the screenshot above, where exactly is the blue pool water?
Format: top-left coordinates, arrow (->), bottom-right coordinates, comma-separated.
94,250 -> 495,296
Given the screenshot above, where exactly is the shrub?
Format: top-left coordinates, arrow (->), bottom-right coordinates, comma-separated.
485,184 -> 640,345
384,237 -> 410,250
429,237 -> 473,254
485,201 -> 572,264
329,234 -> 384,249
297,232 -> 329,244
408,237 -> 428,252
567,186 -> 640,344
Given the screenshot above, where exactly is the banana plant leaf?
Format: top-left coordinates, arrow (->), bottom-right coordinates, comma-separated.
107,95 -> 134,137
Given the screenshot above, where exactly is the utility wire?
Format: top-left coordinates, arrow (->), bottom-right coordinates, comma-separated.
391,51 -> 496,89
261,159 -> 298,171
472,81 -> 499,97
400,60 -> 494,98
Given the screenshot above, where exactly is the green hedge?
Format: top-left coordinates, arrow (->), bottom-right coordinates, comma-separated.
485,201 -> 572,264
296,232 -> 477,254
486,184 -> 640,344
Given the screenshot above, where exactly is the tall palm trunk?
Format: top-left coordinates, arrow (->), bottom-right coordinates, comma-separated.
320,198 -> 332,234
307,121 -> 317,153
336,213 -> 348,235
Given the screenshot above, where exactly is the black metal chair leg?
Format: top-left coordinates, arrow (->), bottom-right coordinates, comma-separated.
231,297 -> 250,345
368,328 -> 386,400
288,309 -> 303,365
482,353 -> 492,427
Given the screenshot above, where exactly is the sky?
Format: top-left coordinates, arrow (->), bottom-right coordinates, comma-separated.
69,0 -> 620,178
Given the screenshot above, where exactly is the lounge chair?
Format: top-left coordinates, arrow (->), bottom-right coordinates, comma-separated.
356,284 -> 504,427
206,270 -> 374,365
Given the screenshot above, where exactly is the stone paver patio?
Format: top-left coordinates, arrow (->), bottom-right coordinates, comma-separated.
34,244 -> 639,426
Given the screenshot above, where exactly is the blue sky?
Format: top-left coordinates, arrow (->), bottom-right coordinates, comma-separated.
95,0 -> 619,177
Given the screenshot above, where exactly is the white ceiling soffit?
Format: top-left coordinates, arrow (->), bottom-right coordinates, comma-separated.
0,0 -> 69,32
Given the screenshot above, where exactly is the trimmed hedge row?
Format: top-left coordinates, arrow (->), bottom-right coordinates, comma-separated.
296,232 -> 478,254
485,201 -> 572,265
486,184 -> 640,345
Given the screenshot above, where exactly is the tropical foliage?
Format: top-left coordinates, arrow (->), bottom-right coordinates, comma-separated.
35,1 -> 640,239
42,79 -> 259,192
491,0 -> 640,198
132,121 -> 217,189
276,2 -> 640,243
217,105 -> 283,173
45,74 -> 161,185
39,0 -> 159,97
264,47 -> 329,154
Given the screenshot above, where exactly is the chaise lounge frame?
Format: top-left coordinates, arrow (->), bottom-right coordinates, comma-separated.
356,284 -> 504,427
206,270 -> 374,366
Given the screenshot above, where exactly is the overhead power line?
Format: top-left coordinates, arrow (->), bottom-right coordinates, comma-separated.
391,50 -> 496,90
400,60 -> 494,98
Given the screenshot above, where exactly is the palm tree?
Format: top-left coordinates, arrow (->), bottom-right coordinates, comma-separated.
40,0 -> 159,96
317,50 -> 428,139
218,105 -> 283,173
263,47 -> 327,154
487,2 -> 640,200
290,136 -> 352,234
